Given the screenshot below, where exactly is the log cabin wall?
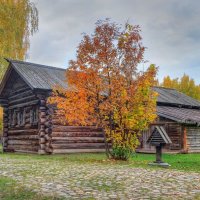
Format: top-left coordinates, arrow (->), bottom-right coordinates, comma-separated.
186,126 -> 200,152
2,70 -> 40,153
37,94 -> 53,154
49,106 -> 106,154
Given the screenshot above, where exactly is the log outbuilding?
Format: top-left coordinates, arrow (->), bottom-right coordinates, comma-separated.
140,87 -> 200,153
1,59 -> 200,154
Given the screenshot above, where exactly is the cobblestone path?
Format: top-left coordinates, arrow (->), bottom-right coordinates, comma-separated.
0,157 -> 199,199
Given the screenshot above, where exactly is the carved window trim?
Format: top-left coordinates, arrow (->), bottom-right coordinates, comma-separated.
30,106 -> 38,125
11,110 -> 17,127
9,108 -> 26,127
17,108 -> 25,127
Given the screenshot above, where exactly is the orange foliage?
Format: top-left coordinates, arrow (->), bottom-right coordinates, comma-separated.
49,19 -> 158,159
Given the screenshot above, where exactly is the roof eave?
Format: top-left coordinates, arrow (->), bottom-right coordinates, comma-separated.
157,102 -> 200,109
0,63 -> 12,96
33,88 -> 52,96
157,112 -> 199,125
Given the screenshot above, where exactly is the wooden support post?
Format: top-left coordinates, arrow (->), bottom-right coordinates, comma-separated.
183,127 -> 188,153
37,94 -> 53,155
155,144 -> 162,163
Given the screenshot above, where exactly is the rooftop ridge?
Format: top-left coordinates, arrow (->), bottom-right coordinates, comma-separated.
152,86 -> 176,90
6,58 -> 66,71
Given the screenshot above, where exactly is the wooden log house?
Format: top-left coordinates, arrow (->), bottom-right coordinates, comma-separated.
0,59 -> 200,154
0,59 -> 105,154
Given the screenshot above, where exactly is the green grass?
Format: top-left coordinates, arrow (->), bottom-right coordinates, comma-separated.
130,153 -> 200,172
0,176 -> 62,200
0,151 -> 200,172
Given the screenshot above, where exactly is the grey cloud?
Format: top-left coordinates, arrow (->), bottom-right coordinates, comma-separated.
29,0 -> 200,83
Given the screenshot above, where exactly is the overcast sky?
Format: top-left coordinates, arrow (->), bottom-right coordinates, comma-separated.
29,0 -> 200,83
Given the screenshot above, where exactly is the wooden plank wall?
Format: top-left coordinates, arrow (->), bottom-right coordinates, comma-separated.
186,127 -> 200,152
50,110 -> 106,153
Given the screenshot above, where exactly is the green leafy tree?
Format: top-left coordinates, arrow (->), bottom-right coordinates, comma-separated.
0,0 -> 38,78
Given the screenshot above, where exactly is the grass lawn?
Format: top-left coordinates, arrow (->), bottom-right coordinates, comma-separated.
131,153 -> 200,172
0,151 -> 199,172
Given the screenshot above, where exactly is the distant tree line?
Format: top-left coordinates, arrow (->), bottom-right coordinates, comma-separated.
161,74 -> 200,101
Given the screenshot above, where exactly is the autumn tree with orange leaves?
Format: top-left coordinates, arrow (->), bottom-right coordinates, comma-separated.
50,19 -> 158,160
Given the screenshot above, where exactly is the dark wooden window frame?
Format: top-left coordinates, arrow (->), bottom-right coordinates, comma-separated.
30,106 -> 38,125
9,108 -> 26,127
17,108 -> 25,127
11,110 -> 17,127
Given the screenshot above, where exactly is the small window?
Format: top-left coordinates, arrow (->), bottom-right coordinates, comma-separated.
11,110 -> 17,127
8,110 -> 12,128
17,109 -> 25,126
30,107 -> 38,125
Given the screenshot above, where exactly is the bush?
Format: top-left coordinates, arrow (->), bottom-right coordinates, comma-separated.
111,146 -> 133,161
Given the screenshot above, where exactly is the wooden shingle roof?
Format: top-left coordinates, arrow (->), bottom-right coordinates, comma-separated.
0,59 -> 67,93
153,86 -> 200,108
157,106 -> 200,125
2,60 -> 200,107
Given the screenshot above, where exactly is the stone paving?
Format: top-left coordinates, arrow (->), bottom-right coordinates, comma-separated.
0,157 -> 200,199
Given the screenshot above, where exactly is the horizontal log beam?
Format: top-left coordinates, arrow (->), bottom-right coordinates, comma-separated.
52,132 -> 104,137
52,137 -> 105,143
8,140 -> 39,145
9,87 -> 30,96
8,129 -> 38,135
14,150 -> 38,154
8,135 -> 39,140
9,100 -> 39,109
9,95 -> 37,106
9,90 -> 33,101
52,125 -> 103,132
52,143 -> 108,149
53,149 -> 106,154
7,145 -> 39,151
